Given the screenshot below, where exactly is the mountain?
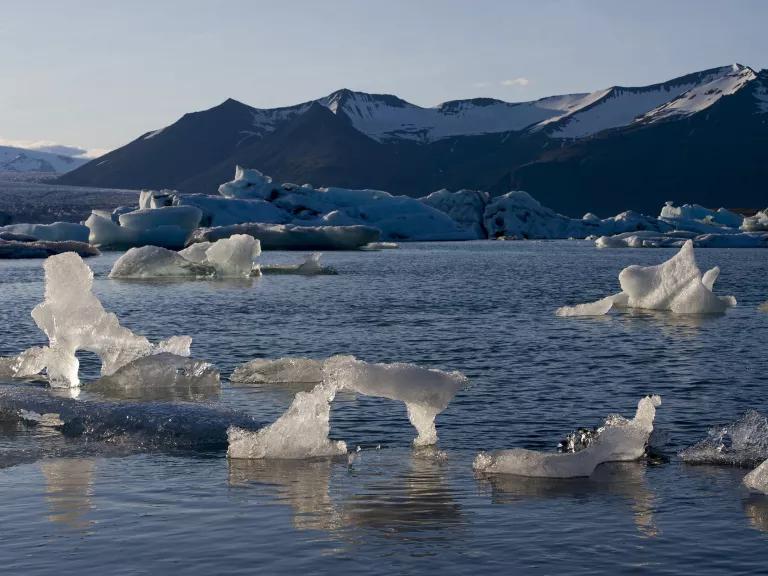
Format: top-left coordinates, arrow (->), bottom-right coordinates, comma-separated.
59,64 -> 768,215
0,145 -> 89,175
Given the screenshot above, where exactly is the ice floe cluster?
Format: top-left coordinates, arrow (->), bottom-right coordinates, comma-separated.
556,240 -> 736,317
473,396 -> 661,478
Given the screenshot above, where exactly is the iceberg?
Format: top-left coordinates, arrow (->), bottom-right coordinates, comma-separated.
86,211 -> 193,250
595,230 -> 768,249
261,253 -> 337,275
189,222 -> 379,251
16,252 -> 193,387
679,410 -> 768,467
473,395 -> 661,478
558,241 -> 736,317
660,202 -> 744,231
176,194 -> 290,227
218,166 -> 277,200
110,235 -> 261,279
742,209 -> 768,232
0,222 -> 90,243
228,355 -> 468,458
230,357 -> 324,385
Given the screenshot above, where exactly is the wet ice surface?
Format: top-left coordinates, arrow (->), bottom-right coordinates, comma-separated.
1,241 -> 768,574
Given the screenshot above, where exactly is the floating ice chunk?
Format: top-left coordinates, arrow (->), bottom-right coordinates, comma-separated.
420,189 -> 489,239
176,194 -> 289,227
0,222 -> 89,243
230,357 -> 324,385
555,295 -> 616,317
744,459 -> 768,494
109,246 -> 215,278
742,209 -> 768,232
619,241 -> 734,313
261,253 -> 337,276
22,252 -> 191,387
473,395 -> 661,478
227,383 -> 347,459
201,234 -> 260,278
189,222 -> 380,251
561,241 -> 735,316
323,355 -> 468,446
679,410 -> 768,467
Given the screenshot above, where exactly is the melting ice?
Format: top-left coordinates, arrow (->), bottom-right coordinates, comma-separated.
473,396 -> 661,478
556,240 -> 736,317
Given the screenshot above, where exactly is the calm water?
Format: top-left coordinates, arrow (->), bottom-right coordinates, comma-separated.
1,241 -> 768,575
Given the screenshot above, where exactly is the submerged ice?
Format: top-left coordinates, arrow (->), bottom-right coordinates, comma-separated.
473,396 -> 661,478
556,240 -> 736,317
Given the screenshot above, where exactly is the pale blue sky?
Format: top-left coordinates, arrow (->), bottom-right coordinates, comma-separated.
2,0 -> 767,154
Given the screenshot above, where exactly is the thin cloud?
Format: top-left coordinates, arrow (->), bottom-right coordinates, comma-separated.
0,138 -> 108,158
500,77 -> 530,87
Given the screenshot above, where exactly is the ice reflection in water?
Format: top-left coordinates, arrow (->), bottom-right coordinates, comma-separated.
743,494 -> 768,533
41,458 -> 95,531
478,462 -> 659,538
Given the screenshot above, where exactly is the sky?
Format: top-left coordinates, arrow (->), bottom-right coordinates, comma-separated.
2,0 -> 767,156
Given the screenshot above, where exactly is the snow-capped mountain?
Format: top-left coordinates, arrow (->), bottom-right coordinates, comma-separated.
59,64 -> 768,215
0,145 -> 89,174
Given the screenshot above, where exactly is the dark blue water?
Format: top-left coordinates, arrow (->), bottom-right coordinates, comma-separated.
1,241 -> 768,575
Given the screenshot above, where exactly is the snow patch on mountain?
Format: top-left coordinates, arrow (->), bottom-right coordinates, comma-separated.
0,146 -> 89,174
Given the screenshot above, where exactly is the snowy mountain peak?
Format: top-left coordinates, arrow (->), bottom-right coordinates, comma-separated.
0,145 -> 89,174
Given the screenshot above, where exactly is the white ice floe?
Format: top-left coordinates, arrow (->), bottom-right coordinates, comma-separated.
362,242 -> 399,250
176,194 -> 290,227
110,235 -> 261,279
14,252 -> 193,387
230,357 -> 324,385
679,410 -> 768,467
660,202 -> 743,230
218,166 -> 277,200
0,222 -> 90,243
261,253 -> 337,276
227,355 -> 468,458
558,240 -> 736,317
86,211 -> 193,250
189,222 -> 379,251
595,230 -> 768,249
473,395 -> 661,478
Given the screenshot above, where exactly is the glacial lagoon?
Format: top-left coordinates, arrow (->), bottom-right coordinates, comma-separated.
1,240 -> 768,574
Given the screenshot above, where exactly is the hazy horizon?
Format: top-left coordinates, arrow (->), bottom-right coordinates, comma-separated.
3,0 -> 768,155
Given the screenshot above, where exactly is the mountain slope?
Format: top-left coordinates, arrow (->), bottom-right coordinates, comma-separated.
0,145 -> 88,174
58,64 -> 768,216
512,69 -> 768,215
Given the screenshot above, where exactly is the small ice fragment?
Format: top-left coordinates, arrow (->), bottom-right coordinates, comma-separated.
260,253 -> 337,276
555,295 -> 615,317
473,395 -> 661,478
679,410 -> 768,467
109,246 -> 215,278
227,382 -> 347,459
